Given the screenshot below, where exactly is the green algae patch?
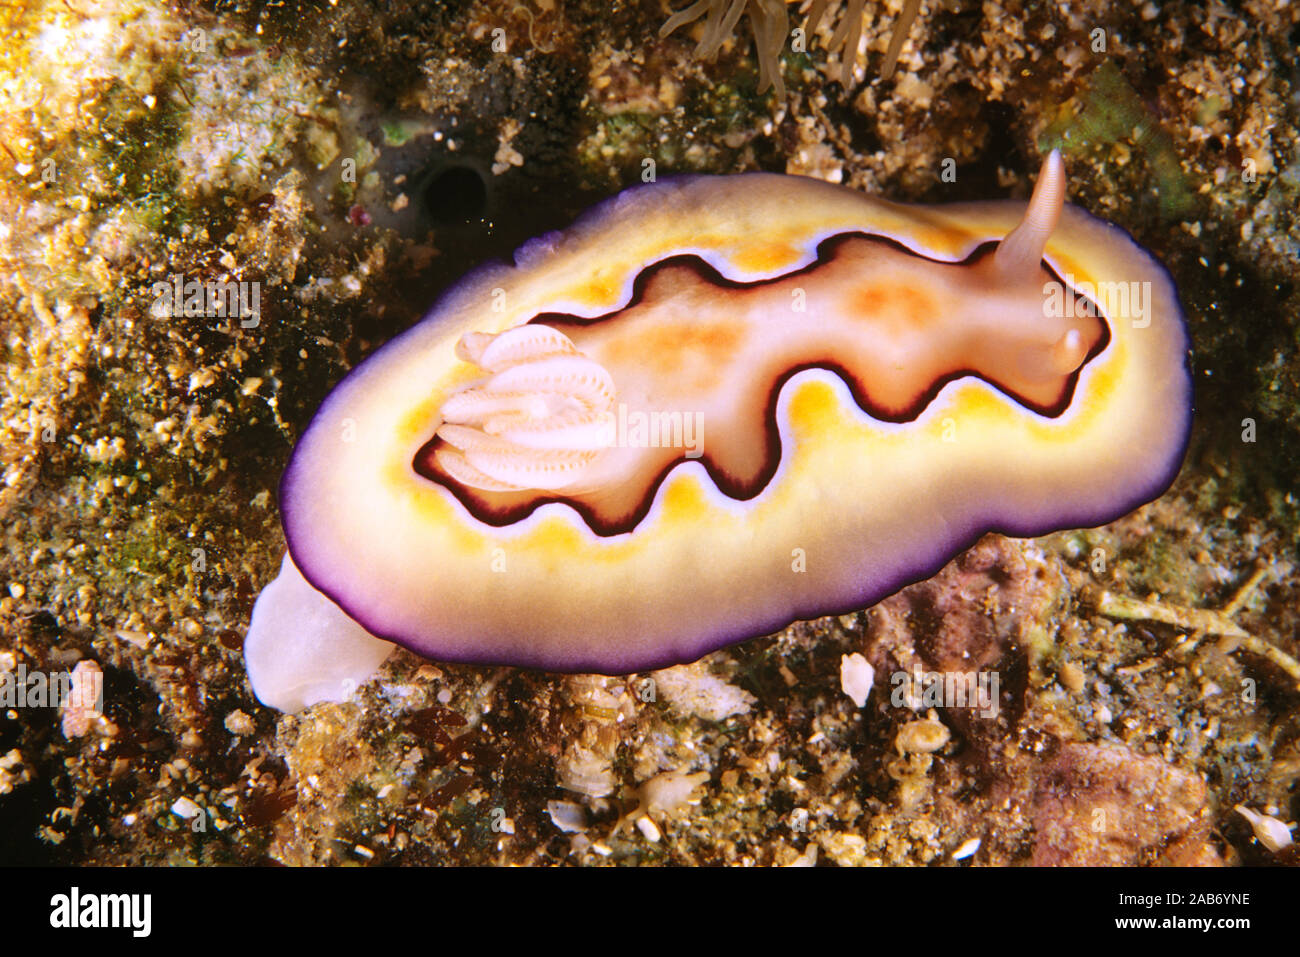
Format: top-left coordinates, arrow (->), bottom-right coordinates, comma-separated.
1038,61 -> 1194,220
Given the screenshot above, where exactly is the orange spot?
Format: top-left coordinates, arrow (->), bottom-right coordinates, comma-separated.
387,461 -> 472,547
395,395 -> 442,446
571,270 -> 624,308
527,515 -> 585,561
602,316 -> 745,382
661,475 -> 709,524
943,383 -> 1006,422
730,240 -> 803,275
786,379 -> 841,440
845,282 -> 938,333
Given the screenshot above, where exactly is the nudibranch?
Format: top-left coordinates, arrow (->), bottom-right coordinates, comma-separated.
245,152 -> 1192,712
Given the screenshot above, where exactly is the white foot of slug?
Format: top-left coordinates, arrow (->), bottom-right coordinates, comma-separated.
244,552 -> 395,713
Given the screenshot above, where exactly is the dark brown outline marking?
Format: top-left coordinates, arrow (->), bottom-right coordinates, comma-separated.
412,233 -> 1112,537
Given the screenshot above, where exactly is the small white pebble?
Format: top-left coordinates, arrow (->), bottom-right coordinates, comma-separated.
951,837 -> 981,860
896,716 -> 950,754
546,800 -> 587,833
171,797 -> 201,819
60,660 -> 103,739
1235,805 -> 1293,852
636,815 -> 662,843
787,844 -> 818,867
641,770 -> 709,816
568,833 -> 591,855
115,629 -> 150,649
839,653 -> 874,708
224,710 -> 255,736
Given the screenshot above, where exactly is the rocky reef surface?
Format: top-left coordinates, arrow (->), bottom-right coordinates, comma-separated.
0,0 -> 1297,865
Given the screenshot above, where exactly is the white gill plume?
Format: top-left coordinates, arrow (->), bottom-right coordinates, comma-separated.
436,324 -> 617,493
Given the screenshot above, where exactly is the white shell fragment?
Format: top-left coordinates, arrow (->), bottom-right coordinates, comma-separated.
895,714 -> 951,754
244,552 -> 396,713
786,844 -> 819,867
652,662 -> 755,721
1234,805 -> 1294,852
840,653 -> 875,708
636,816 -> 663,842
171,797 -> 202,820
60,659 -> 104,738
546,800 -> 588,834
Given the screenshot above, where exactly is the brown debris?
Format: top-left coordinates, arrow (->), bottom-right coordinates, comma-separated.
1031,743 -> 1221,866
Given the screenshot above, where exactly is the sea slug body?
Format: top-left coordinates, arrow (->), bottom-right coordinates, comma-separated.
245,152 -> 1192,712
